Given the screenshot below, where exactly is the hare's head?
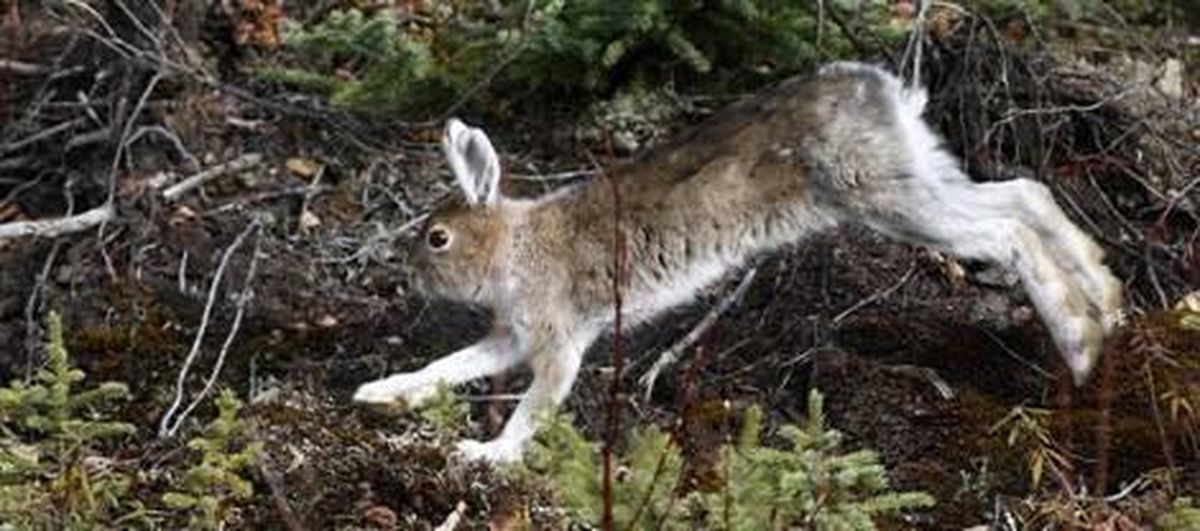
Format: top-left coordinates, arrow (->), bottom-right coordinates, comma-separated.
408,119 -> 507,304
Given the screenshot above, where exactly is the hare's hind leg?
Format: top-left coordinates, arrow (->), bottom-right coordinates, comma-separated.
975,179 -> 1123,331
866,180 -> 1103,384
353,332 -> 523,409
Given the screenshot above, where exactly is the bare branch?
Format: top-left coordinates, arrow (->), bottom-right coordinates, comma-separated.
0,59 -> 47,75
22,180 -> 76,376
162,153 -> 264,202
0,117 -> 87,155
159,221 -> 260,438
127,125 -> 201,172
507,168 -> 600,182
0,204 -> 115,239
169,229 -> 261,432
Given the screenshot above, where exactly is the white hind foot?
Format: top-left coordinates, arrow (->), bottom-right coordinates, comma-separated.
1061,315 -> 1105,386
979,179 -> 1124,333
1098,272 -> 1125,333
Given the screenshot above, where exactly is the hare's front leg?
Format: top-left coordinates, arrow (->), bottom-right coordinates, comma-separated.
353,332 -> 522,409
454,325 -> 592,463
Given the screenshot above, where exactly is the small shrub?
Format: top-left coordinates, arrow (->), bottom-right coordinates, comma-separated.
496,0 -> 903,95
266,1 -> 908,119
162,389 -> 261,530
528,412 -> 686,528
707,393 -> 935,530
989,404 -> 1070,489
270,8 -> 458,116
528,390 -> 933,530
1158,497 -> 1200,530
0,311 -> 137,529
420,383 -> 470,441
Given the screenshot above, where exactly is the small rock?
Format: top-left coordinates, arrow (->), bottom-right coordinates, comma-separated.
1175,290 -> 1200,312
1012,305 -> 1035,324
612,130 -> 639,154
299,210 -> 321,231
1157,58 -> 1184,99
361,504 -> 397,530
145,171 -> 174,190
286,157 -> 321,178
169,205 -> 197,226
973,263 -> 1019,288
969,291 -> 1013,329
316,314 -> 338,328
54,264 -> 74,284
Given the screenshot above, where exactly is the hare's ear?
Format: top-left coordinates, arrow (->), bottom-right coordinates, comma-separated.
442,118 -> 501,207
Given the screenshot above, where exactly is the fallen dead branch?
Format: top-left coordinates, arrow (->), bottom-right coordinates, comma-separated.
0,204 -> 114,239
0,59 -> 48,75
0,117 -> 88,155
162,153 -> 264,202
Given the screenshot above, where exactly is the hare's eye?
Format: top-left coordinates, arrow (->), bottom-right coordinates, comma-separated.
427,227 -> 452,251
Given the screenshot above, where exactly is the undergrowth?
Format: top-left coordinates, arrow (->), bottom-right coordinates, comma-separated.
0,312 -> 139,529
0,311 -> 263,529
162,389 -> 261,530
263,0 -> 910,119
527,390 -> 933,530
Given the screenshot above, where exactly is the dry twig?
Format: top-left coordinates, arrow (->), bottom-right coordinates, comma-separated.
831,262 -> 917,324
162,153 -> 265,202
0,204 -> 115,239
602,166 -> 626,531
0,117 -> 87,155
257,453 -> 307,531
159,220 -> 262,438
0,59 -> 47,75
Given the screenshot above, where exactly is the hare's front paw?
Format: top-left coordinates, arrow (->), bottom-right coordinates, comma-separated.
353,375 -> 438,410
452,438 -> 524,464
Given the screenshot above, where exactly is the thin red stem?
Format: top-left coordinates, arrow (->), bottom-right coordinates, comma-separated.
603,164 -> 627,531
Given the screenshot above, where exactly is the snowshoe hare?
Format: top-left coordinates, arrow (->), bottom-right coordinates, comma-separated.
354,62 -> 1123,463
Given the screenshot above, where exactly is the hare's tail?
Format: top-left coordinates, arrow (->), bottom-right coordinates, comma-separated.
818,60 -> 928,120
816,61 -> 947,185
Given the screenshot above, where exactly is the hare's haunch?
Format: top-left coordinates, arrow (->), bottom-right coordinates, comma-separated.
354,62 -> 1123,463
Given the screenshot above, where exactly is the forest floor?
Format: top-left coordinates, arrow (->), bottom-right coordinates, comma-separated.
1,2 -> 1198,529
